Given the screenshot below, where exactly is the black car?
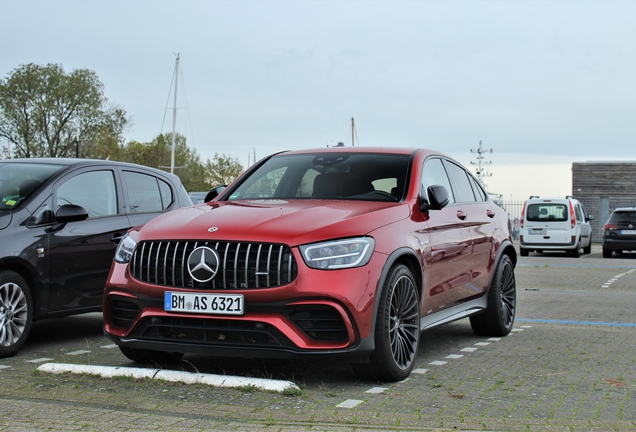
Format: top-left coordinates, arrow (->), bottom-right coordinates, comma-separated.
602,207 -> 636,258
0,158 -> 192,357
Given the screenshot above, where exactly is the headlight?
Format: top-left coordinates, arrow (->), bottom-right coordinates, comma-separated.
114,233 -> 137,264
299,237 -> 375,270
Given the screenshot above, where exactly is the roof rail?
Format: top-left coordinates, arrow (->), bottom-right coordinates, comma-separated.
565,195 -> 574,199
529,195 -> 540,199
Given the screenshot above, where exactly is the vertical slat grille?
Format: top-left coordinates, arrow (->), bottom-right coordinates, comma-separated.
130,240 -> 297,289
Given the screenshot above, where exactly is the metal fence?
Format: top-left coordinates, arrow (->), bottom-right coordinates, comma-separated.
499,199 -> 636,243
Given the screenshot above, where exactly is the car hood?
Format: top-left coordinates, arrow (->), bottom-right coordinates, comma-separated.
137,199 -> 411,246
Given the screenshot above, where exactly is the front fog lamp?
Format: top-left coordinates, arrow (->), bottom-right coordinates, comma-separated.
299,237 -> 375,270
114,234 -> 137,264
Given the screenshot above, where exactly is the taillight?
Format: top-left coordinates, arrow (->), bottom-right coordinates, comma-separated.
569,201 -> 575,228
520,202 -> 526,228
605,223 -> 618,230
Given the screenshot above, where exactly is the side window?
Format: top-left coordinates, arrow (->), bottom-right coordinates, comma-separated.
444,161 -> 476,203
468,175 -> 487,202
56,170 -> 118,218
575,204 -> 583,222
158,178 -> 174,210
297,168 -> 320,197
422,158 -> 455,204
122,171 -> 167,213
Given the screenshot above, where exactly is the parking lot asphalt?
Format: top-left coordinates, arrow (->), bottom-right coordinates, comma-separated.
2,244 -> 636,431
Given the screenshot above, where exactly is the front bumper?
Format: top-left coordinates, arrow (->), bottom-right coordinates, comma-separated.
103,251 -> 387,359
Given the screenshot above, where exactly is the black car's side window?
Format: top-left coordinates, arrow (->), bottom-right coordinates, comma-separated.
123,171 -> 173,213
444,161 -> 477,203
56,170 -> 118,218
422,158 -> 455,204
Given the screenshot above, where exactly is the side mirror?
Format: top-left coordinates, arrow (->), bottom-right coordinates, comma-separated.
56,204 -> 89,223
419,185 -> 450,212
204,185 -> 227,202
587,214 -> 595,221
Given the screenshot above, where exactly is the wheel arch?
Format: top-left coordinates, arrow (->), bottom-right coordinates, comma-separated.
370,247 -> 422,334
0,260 -> 42,320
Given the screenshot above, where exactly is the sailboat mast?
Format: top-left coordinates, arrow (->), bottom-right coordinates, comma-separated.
170,54 -> 180,174
351,117 -> 355,146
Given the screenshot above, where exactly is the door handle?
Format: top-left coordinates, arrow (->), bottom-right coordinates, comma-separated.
487,209 -> 495,218
456,210 -> 467,220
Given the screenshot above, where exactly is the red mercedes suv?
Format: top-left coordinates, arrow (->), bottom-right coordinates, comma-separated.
104,147 -> 517,381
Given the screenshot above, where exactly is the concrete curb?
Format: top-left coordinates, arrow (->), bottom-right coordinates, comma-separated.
37,362 -> 299,392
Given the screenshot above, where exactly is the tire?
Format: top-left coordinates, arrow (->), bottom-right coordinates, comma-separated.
602,247 -> 612,258
569,244 -> 580,258
119,346 -> 184,364
470,255 -> 516,337
583,243 -> 592,255
519,248 -> 529,257
363,264 -> 420,382
0,271 -> 33,358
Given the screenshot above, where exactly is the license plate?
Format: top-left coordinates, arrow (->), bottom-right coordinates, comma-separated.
164,292 -> 244,315
530,229 -> 546,235
620,230 -> 636,235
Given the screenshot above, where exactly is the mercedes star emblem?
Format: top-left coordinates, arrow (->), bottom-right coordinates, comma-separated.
187,246 -> 220,283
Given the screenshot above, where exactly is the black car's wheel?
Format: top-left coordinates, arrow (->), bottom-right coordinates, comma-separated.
119,346 -> 184,364
366,264 -> 420,382
519,248 -> 529,257
0,271 -> 33,358
602,247 -> 612,258
470,255 -> 516,337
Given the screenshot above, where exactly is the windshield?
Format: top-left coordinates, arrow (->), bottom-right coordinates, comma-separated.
0,162 -> 65,210
227,153 -> 410,202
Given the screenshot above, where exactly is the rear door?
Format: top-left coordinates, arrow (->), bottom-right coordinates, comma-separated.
120,169 -> 177,228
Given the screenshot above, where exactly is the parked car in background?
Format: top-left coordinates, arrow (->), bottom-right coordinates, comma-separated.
519,196 -> 593,257
0,158 -> 191,358
104,147 -> 517,382
602,207 -> 636,258
188,192 -> 207,205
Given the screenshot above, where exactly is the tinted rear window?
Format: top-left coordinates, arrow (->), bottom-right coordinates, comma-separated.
526,203 -> 568,222
609,211 -> 636,224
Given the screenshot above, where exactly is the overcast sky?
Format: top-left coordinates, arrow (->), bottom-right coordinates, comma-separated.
3,0 -> 635,199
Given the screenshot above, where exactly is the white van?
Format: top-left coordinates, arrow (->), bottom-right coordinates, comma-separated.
519,196 -> 594,257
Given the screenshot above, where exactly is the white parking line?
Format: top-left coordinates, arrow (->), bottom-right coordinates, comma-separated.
336,399 -> 364,408
25,358 -> 53,363
65,350 -> 91,356
601,269 -> 636,288
365,387 -> 388,394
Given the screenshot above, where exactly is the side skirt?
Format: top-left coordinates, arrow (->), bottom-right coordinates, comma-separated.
419,296 -> 487,331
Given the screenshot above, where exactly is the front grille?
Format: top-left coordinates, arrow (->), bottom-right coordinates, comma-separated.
131,241 -> 298,289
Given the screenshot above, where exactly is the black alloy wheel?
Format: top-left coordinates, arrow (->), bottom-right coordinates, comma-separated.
470,255 -> 516,336
369,264 -> 420,382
